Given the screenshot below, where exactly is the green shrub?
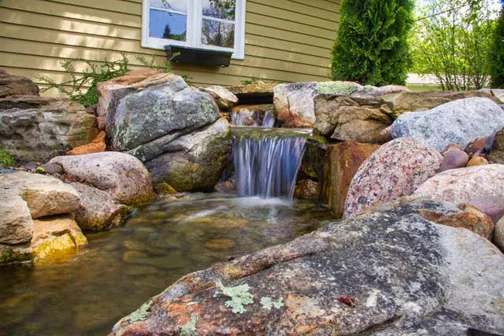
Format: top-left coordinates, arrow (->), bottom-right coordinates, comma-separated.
490,8 -> 504,88
331,0 -> 414,86
37,53 -> 131,107
0,148 -> 15,167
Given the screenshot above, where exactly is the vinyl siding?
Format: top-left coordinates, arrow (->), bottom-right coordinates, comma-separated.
0,0 -> 340,97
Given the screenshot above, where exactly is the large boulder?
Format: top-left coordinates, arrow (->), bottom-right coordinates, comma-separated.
344,138 -> 442,219
203,86 -> 238,110
49,152 -> 155,206
275,81 -> 407,134
0,96 -> 98,162
99,71 -> 231,191
392,98 -> 504,152
145,118 -> 231,192
111,207 -> 504,336
0,69 -> 39,98
322,141 -> 380,217
71,182 -> 129,231
412,165 -> 504,205
382,90 -> 499,119
227,82 -> 277,105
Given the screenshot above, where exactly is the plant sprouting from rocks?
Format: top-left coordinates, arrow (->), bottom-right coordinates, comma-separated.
260,296 -> 284,310
176,314 -> 198,336
214,280 -> 253,314
0,148 -> 15,167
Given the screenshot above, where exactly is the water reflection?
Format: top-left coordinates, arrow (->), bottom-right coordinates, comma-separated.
0,194 -> 333,336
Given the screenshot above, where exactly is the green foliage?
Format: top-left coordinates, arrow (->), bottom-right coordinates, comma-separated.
241,77 -> 260,85
214,280 -> 253,314
0,148 -> 15,167
490,9 -> 504,88
412,0 -> 497,91
135,52 -> 180,74
37,53 -> 130,107
331,0 -> 414,86
260,296 -> 284,310
176,314 -> 198,336
35,166 -> 45,173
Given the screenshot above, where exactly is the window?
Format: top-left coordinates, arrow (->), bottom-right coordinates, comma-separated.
142,0 -> 246,59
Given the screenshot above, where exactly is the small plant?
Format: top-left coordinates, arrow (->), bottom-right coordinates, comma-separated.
241,77 -> 260,85
35,166 -> 45,173
37,53 -> 130,107
0,148 -> 15,167
214,280 -> 253,314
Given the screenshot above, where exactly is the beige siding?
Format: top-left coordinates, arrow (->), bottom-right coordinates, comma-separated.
0,0 -> 340,97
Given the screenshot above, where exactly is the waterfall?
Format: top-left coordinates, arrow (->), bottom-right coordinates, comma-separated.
231,109 -> 276,127
232,129 -> 307,199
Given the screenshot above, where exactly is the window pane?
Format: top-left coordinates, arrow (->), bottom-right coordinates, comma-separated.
150,0 -> 187,13
149,9 -> 187,41
201,19 -> 235,48
202,0 -> 236,20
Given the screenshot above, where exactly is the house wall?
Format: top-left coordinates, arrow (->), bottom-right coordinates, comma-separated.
0,0 -> 341,97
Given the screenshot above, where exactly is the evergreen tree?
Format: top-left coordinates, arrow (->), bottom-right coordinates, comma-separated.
331,0 -> 414,86
163,24 -> 172,39
490,8 -> 504,88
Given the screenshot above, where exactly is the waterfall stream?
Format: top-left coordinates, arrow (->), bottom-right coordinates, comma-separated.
232,128 -> 309,200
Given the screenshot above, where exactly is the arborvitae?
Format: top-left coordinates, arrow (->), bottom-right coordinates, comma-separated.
331,0 -> 414,86
490,8 -> 504,88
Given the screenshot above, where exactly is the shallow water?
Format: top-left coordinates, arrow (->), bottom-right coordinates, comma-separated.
0,194 -> 334,336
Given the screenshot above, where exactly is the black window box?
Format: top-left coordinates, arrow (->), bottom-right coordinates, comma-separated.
165,46 -> 232,68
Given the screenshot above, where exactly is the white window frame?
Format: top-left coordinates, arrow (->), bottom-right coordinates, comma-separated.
142,0 -> 246,59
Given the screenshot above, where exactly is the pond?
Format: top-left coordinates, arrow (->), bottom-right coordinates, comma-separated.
0,193 -> 334,336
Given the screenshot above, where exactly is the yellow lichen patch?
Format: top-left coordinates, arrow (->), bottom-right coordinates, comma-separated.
33,233 -> 77,261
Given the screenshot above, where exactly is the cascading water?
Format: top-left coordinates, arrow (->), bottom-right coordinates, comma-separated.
231,109 -> 275,127
232,128 -> 309,200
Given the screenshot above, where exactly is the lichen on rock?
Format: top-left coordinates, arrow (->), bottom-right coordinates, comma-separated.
214,280 -> 254,314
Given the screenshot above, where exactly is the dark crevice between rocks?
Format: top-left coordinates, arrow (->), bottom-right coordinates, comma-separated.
355,314 -> 403,335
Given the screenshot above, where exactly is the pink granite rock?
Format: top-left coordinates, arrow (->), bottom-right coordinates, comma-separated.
343,138 -> 443,219
412,165 -> 504,206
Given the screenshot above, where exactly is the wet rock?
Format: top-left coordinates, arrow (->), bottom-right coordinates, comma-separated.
145,118 -> 231,192
344,138 -> 442,219
392,98 -> 504,152
31,215 -> 87,261
111,207 -> 504,336
294,179 -> 319,200
67,131 -> 106,155
203,86 -> 238,110
439,148 -> 469,172
0,69 -> 39,98
230,104 -> 275,126
467,195 -> 504,223
299,136 -> 327,182
49,152 -> 154,206
214,180 -> 235,194
413,165 -> 504,205
71,182 -> 129,231
0,96 -> 98,162
466,156 -> 489,166
322,141 -> 380,217
0,171 -> 80,219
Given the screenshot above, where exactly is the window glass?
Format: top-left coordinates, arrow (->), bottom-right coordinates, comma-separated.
149,10 -> 187,41
201,19 -> 235,48
202,0 -> 236,20
150,0 -> 187,13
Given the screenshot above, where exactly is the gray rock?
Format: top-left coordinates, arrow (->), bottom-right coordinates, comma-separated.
0,96 -> 98,162
145,118 -> 231,191
111,206 -> 504,336
203,85 -> 238,110
107,83 -> 219,152
495,216 -> 504,250
50,152 -> 155,206
392,97 -> 504,151
71,183 -> 129,231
